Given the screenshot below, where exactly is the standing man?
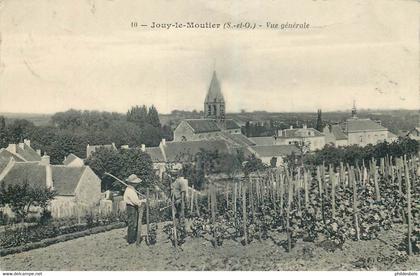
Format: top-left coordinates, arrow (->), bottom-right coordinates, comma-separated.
171,169 -> 188,220
123,174 -> 145,245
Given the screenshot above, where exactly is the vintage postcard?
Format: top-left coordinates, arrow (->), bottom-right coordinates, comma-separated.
0,0 -> 419,273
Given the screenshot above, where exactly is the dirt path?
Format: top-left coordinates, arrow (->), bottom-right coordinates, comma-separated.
1,224 -> 419,271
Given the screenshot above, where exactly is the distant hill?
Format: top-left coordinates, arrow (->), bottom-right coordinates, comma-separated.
0,112 -> 52,126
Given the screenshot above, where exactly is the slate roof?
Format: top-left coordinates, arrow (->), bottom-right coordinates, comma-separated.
249,136 -> 276,146
184,119 -> 221,133
15,144 -> 41,161
331,125 -> 348,140
163,140 -> 230,163
346,118 -> 387,133
51,166 -> 86,196
205,71 -> 224,103
0,148 -> 25,163
224,119 -> 241,130
251,145 -> 300,157
145,147 -> 165,163
63,153 -> 83,165
1,162 -> 46,189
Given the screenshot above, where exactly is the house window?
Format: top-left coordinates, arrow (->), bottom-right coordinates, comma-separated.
207,106 -> 211,116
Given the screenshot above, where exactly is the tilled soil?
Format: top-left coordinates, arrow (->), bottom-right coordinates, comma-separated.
1,223 -> 419,271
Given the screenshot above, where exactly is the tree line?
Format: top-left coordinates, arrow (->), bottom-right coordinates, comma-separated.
0,105 -> 173,164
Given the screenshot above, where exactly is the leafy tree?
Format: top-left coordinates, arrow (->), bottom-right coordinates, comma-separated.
243,154 -> 267,176
315,109 -> 323,131
85,148 -> 157,193
127,105 -> 148,128
0,181 -> 56,222
147,105 -> 161,128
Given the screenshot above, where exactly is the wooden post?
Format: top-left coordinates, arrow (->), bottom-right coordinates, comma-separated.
351,168 -> 360,240
404,155 -> 413,255
304,169 -> 309,209
329,165 -> 336,218
146,189 -> 150,245
373,164 -> 381,201
242,183 -> 248,245
286,174 -> 292,252
279,172 -> 284,215
195,191 -> 200,217
171,194 -> 177,248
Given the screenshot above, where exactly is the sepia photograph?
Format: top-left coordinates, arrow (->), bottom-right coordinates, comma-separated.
0,0 -> 419,273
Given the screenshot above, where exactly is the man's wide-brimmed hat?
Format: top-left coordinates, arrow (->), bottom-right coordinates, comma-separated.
126,174 -> 142,184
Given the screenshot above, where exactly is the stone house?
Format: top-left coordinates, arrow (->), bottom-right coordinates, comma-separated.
251,145 -> 300,166
0,153 -> 102,218
63,153 -> 84,167
323,124 -> 348,147
275,125 -> 326,151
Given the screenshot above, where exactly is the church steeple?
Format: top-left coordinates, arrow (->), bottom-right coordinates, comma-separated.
204,71 -> 225,121
351,100 -> 357,118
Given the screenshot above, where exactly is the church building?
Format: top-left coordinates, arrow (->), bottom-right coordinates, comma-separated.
173,71 -> 242,142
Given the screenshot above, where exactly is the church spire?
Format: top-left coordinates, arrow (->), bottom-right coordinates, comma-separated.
204,71 -> 225,121
351,99 -> 357,118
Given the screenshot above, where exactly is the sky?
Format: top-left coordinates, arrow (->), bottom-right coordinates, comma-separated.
0,0 -> 418,114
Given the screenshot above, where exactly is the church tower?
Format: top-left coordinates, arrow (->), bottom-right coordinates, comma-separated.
204,71 -> 225,122
351,100 -> 357,118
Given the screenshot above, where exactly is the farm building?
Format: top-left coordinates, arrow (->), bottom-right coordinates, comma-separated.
2,139 -> 42,162
63,153 -> 84,167
251,145 -> 300,166
86,143 -> 117,159
0,153 -> 102,218
323,124 -> 348,147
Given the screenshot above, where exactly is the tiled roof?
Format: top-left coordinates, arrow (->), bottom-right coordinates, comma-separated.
51,166 -> 86,196
346,118 -> 387,132
220,132 -> 256,147
163,140 -> 230,163
249,136 -> 275,146
1,162 -> 46,189
145,147 -> 165,162
15,144 -> 41,161
184,119 -> 221,133
63,153 -> 82,165
224,119 -> 241,130
205,71 -> 224,103
331,125 -> 348,140
251,145 -> 300,158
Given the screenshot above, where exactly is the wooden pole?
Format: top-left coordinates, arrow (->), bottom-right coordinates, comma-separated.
242,182 -> 248,245
171,194 -> 177,248
374,164 -> 381,201
304,169 -> 309,209
146,189 -> 150,245
329,165 -> 336,218
404,155 -> 413,255
351,168 -> 360,240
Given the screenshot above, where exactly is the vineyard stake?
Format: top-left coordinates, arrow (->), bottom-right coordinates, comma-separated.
373,164 -> 381,201
171,194 -> 177,248
242,182 -> 248,245
146,189 -> 150,245
404,155 -> 413,256
351,167 -> 360,241
329,165 -> 336,218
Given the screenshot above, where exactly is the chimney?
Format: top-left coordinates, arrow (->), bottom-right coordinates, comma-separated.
45,163 -> 53,189
290,126 -> 293,130
36,149 -> 41,156
6,144 -> 16,153
141,144 -> 146,152
162,138 -> 166,146
112,142 -> 116,149
24,139 -> 31,147
39,153 -> 50,166
18,142 -> 25,149
121,145 -> 129,149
